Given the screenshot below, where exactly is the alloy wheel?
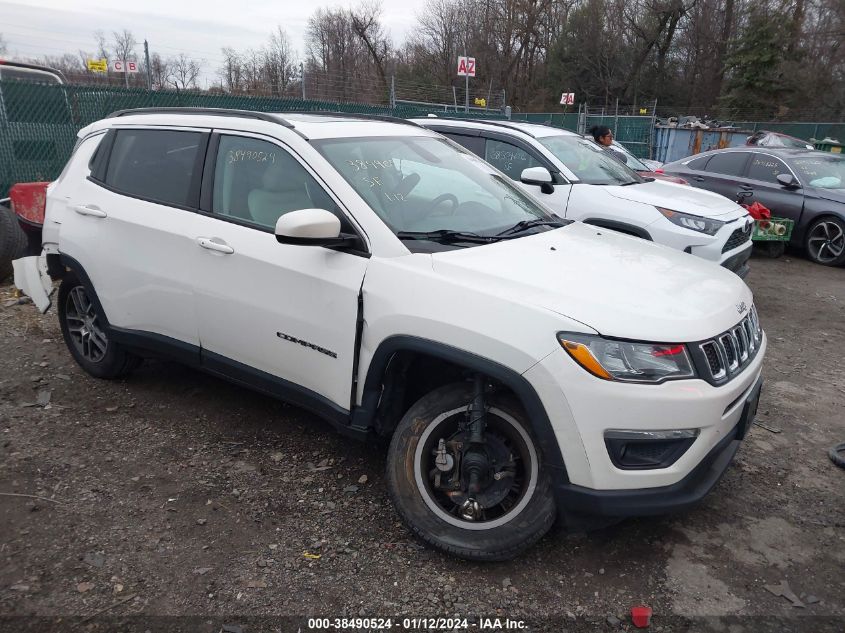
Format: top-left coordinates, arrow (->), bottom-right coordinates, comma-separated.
807,220 -> 845,263
65,286 -> 108,362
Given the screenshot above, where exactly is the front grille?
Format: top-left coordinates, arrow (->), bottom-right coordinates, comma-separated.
722,225 -> 752,253
697,306 -> 762,383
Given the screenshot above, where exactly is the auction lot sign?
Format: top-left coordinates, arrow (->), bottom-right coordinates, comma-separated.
457,56 -> 476,77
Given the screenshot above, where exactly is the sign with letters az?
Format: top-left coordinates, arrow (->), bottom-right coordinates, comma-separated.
110,60 -> 139,74
457,56 -> 476,77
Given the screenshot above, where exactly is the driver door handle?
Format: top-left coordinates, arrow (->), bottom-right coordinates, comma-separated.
73,204 -> 107,218
694,176 -> 705,182
196,237 -> 234,254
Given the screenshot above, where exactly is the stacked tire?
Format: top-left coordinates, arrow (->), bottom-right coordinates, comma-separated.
0,203 -> 27,282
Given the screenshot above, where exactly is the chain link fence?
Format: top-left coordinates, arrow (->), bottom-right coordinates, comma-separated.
0,80 -> 510,197
3,80 -> 843,197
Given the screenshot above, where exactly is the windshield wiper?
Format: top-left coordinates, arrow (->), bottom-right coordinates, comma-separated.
396,229 -> 501,244
495,218 -> 566,237
619,180 -> 641,186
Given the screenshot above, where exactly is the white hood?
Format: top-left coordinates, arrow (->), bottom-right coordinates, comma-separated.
431,222 -> 753,343
604,180 -> 747,219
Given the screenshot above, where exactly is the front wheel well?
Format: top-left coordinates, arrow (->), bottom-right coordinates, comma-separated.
353,337 -> 568,476
370,351 -> 516,438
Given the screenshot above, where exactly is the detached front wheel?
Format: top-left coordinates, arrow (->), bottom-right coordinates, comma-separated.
386,383 -> 556,561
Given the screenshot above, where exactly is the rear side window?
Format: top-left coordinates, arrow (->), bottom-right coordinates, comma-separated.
747,154 -> 790,183
686,155 -> 710,170
104,129 -> 203,208
441,133 -> 485,156
705,152 -> 750,177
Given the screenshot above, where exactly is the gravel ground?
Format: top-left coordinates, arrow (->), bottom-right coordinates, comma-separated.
0,252 -> 843,632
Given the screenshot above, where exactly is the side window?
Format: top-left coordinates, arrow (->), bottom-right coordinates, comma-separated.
442,133 -> 485,156
212,135 -> 341,230
484,138 -> 542,180
747,155 -> 790,184
686,155 -> 710,170
104,129 -> 203,207
705,152 -> 750,177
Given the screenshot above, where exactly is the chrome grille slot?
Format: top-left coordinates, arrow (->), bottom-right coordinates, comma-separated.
733,326 -> 748,362
697,307 -> 762,383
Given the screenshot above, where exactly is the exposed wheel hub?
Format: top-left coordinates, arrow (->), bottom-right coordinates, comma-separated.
430,429 -> 518,519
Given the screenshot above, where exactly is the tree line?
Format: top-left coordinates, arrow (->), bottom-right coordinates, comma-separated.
3,0 -> 844,121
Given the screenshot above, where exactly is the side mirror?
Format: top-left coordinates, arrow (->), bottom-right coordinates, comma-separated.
776,173 -> 799,188
275,209 -> 355,247
520,167 -> 555,194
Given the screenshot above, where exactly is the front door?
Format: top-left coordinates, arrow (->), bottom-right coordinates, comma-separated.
741,153 -> 805,224
190,132 -> 369,410
482,137 -> 573,216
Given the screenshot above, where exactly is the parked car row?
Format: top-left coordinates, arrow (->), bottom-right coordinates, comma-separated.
11,108 -> 766,561
413,117 -> 755,277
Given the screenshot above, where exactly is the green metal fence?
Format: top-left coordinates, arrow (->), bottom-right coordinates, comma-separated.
2,79 -> 843,197
0,80 -> 509,197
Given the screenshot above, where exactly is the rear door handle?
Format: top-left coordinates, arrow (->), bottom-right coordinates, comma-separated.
694,176 -> 705,182
196,237 -> 234,254
739,184 -> 754,191
73,204 -> 107,218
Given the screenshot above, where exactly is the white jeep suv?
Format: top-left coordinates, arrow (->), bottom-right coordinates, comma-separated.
413,118 -> 754,277
14,108 -> 766,561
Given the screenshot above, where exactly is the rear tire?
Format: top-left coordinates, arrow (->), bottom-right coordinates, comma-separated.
386,382 -> 556,561
58,277 -> 141,379
0,205 -> 28,282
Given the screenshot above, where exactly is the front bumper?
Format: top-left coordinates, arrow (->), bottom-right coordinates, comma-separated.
720,243 -> 752,278
554,374 -> 762,517
523,331 -> 766,492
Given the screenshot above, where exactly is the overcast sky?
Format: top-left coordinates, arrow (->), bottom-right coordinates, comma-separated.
0,0 -> 419,86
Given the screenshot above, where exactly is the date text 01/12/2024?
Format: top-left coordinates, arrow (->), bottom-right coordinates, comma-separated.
306,617 -> 528,630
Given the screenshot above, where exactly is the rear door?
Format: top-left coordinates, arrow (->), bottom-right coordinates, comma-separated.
691,151 -> 752,201
60,126 -> 208,348
742,152 -> 804,224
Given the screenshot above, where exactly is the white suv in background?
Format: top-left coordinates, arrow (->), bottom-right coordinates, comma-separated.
14,108 -> 765,561
414,118 -> 754,277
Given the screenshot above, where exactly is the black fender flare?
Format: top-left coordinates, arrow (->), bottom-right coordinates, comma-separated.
351,335 -> 569,479
581,218 -> 653,240
58,254 -> 112,328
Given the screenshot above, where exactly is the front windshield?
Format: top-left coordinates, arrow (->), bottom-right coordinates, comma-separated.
539,135 -> 643,185
315,136 -> 559,237
792,155 -> 845,189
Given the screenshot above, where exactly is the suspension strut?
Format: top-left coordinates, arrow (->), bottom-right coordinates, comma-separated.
464,374 -> 489,497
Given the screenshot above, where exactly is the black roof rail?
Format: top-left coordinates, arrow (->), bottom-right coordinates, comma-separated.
412,115 -> 551,138
107,107 -> 293,127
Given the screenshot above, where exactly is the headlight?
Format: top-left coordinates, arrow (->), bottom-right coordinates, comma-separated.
657,207 -> 725,235
558,333 -> 696,383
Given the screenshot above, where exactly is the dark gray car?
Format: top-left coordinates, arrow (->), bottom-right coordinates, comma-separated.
663,148 -> 845,266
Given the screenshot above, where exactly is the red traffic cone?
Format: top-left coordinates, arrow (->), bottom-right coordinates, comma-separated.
631,605 -> 652,628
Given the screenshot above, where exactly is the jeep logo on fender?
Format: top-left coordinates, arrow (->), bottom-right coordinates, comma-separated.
736,301 -> 747,314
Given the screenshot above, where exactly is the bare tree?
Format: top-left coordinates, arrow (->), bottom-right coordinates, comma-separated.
167,53 -> 203,91
0,33 -> 7,56
149,53 -> 170,90
264,26 -> 297,96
